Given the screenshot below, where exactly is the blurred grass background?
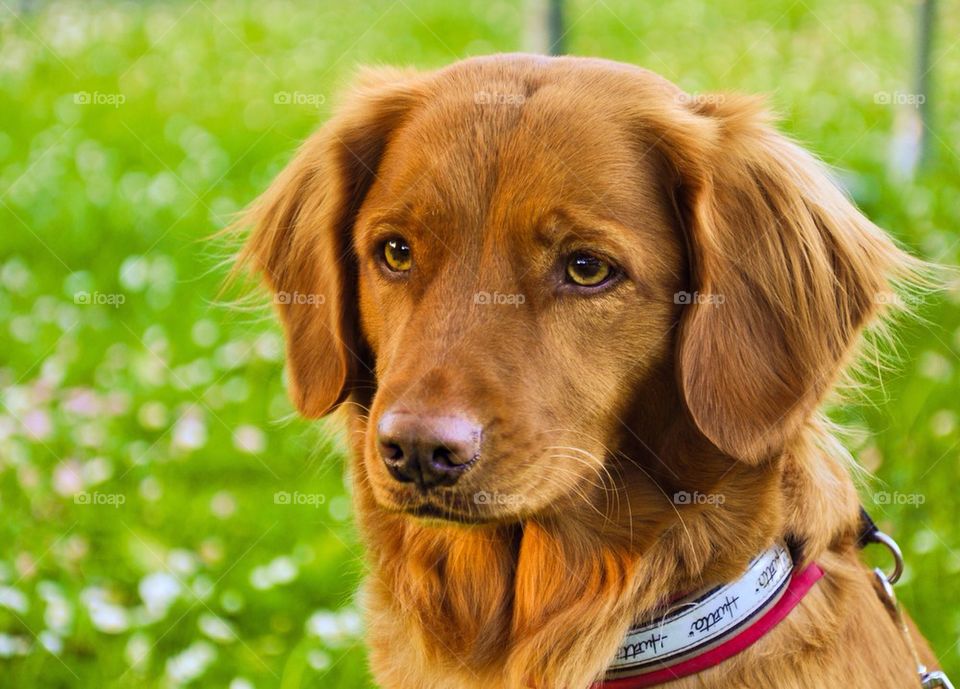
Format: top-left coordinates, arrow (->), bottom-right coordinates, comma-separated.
0,1 -> 958,687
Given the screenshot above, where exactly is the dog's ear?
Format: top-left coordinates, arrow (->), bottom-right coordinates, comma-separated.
238,68 -> 425,418
667,95 -> 918,463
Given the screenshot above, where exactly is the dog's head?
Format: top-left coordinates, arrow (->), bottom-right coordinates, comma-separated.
240,55 -> 915,526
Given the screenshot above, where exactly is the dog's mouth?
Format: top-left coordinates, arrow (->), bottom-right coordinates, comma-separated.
381,490 -> 517,525
407,502 -> 480,524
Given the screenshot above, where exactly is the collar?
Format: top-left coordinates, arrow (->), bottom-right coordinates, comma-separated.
595,543 -> 824,688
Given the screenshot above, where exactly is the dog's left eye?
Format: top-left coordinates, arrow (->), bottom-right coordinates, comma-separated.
565,252 -> 613,287
382,238 -> 412,272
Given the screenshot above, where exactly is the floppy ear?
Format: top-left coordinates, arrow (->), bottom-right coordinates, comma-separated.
669,95 -> 919,463
238,68 -> 425,417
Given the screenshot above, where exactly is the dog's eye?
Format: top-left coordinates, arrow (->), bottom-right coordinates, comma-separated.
382,238 -> 412,272
565,252 -> 612,287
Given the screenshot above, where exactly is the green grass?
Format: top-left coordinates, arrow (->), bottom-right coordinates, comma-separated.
0,1 -> 958,687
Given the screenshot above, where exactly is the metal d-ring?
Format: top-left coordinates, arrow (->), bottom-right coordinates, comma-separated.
866,528 -> 905,585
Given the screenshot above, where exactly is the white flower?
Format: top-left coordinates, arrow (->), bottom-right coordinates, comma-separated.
254,333 -> 282,362
191,320 -> 219,348
38,630 -> 63,655
44,595 -> 73,633
1,258 -> 32,293
125,633 -> 152,668
52,460 -> 84,496
21,409 -> 53,440
138,401 -> 168,430
119,255 -> 149,291
198,613 -> 236,644
63,388 -> 100,416
214,340 -> 251,370
139,571 -> 181,619
81,588 -> 130,634
305,607 -> 363,646
305,611 -> 338,639
167,550 -> 198,577
172,410 -> 207,451
38,582 -> 73,633
210,491 -> 236,519
250,556 -> 298,590
307,649 -> 331,671
0,586 -> 28,614
82,456 -> 113,485
0,633 -> 30,657
165,641 -> 216,685
232,425 -> 265,454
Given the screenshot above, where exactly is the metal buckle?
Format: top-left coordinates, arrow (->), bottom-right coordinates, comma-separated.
921,671 -> 956,689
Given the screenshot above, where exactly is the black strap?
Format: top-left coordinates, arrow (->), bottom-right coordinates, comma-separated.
857,505 -> 880,550
785,534 -> 806,568
789,505 -> 879,567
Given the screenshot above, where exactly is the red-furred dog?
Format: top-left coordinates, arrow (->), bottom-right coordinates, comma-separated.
238,55 -> 940,688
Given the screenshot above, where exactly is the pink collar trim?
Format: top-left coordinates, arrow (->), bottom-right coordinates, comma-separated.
595,560 -> 824,688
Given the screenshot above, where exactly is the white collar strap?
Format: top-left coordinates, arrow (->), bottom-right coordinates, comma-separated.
598,543 -> 824,688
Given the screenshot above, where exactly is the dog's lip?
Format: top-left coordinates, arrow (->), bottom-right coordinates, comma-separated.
381,492 -> 504,525
407,502 -> 477,523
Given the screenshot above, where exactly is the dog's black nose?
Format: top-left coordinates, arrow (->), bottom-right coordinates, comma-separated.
377,411 -> 481,489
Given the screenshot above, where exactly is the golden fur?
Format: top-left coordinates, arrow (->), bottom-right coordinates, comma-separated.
237,54 -> 938,688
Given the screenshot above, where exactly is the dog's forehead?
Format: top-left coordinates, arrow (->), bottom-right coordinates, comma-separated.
365,73 -> 661,245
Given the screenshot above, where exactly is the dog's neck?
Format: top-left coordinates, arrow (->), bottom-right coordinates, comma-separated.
352,414 -> 861,688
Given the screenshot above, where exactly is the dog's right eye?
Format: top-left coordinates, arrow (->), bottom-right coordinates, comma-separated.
381,238 -> 412,273
565,251 -> 613,287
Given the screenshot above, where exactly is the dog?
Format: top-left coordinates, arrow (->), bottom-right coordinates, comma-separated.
237,54 -> 941,688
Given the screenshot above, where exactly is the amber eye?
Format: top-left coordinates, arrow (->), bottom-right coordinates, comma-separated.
565,252 -> 612,287
382,238 -> 412,272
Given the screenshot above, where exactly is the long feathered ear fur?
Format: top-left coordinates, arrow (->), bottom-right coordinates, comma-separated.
662,94 -> 926,463
234,68 -> 426,417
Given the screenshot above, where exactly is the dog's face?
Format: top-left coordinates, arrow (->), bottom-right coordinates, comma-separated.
352,86 -> 684,521
240,55 -> 906,526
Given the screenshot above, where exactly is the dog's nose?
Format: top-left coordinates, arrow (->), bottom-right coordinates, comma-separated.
376,412 -> 481,489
